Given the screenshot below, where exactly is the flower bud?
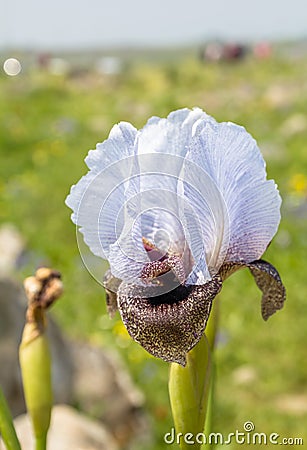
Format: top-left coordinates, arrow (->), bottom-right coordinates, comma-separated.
19,268 -> 63,449
19,321 -> 52,444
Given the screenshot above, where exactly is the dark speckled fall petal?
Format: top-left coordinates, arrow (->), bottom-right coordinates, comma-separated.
219,259 -> 286,320
248,260 -> 286,320
103,258 -> 285,363
117,275 -> 222,366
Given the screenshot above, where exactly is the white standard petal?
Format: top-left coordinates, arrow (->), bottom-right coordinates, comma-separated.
136,107 -> 212,157
85,121 -> 137,172
177,157 -> 228,284
65,121 -> 137,259
187,120 -> 281,265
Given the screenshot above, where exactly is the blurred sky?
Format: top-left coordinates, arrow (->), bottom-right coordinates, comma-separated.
1,0 -> 307,49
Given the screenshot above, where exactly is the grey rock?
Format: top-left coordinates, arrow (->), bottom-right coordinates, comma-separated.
0,405 -> 118,450
70,342 -> 148,445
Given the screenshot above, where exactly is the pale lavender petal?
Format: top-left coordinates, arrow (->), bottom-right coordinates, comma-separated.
85,121 -> 137,172
187,120 -> 281,265
178,158 -> 229,284
65,122 -> 137,260
137,107 -> 211,157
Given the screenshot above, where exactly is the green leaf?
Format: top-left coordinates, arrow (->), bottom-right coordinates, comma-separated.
0,387 -> 22,450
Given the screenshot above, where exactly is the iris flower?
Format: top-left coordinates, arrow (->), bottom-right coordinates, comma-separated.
66,108 -> 285,365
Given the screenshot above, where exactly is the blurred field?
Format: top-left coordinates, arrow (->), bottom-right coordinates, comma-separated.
1,52 -> 307,449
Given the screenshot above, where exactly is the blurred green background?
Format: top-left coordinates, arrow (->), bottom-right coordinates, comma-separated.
1,50 -> 307,449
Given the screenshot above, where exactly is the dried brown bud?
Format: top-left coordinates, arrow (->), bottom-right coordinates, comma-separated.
40,278 -> 64,309
23,268 -> 63,313
35,267 -> 61,282
23,276 -> 43,303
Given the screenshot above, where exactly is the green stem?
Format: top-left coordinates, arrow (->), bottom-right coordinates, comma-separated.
0,387 -> 22,450
35,433 -> 47,450
169,335 -> 211,450
168,298 -> 219,449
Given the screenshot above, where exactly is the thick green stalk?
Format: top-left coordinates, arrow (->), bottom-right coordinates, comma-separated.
0,387 -> 22,450
168,298 -> 219,449
35,434 -> 48,450
19,316 -> 52,450
169,335 -> 211,450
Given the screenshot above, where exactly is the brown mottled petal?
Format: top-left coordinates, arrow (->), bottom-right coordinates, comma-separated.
117,275 -> 222,366
219,259 -> 286,320
103,269 -> 122,317
218,261 -> 245,281
247,259 -> 286,320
